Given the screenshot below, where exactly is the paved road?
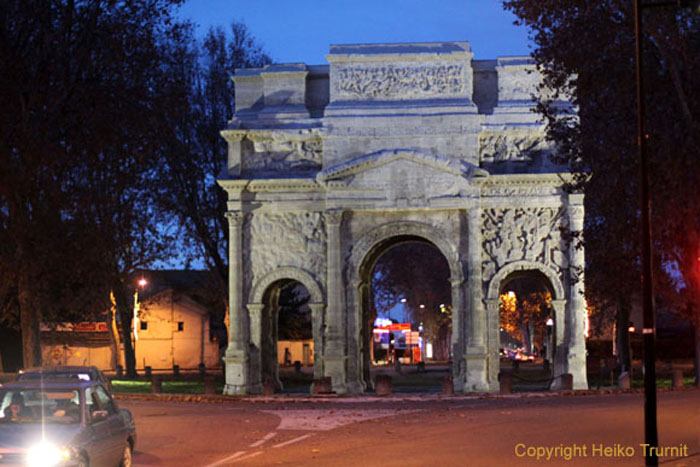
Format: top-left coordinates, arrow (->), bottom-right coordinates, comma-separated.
122,390 -> 700,466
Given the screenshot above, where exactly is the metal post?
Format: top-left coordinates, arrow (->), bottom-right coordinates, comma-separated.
634,1 -> 658,464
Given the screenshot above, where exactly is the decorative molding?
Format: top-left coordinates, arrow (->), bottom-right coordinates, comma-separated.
323,210 -> 344,226
225,211 -> 243,226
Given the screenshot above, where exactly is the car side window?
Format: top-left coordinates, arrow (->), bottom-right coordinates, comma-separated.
95,386 -> 116,415
85,387 -> 99,416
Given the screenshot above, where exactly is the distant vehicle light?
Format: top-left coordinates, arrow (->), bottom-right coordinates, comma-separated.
77,374 -> 90,381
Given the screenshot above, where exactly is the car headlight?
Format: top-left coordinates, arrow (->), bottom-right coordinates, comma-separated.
26,442 -> 71,467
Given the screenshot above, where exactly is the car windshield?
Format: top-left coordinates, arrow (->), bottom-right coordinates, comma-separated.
0,389 -> 81,425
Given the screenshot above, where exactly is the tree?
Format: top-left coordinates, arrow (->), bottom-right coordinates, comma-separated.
504,0 -> 700,382
0,0 -> 187,368
156,22 -> 271,320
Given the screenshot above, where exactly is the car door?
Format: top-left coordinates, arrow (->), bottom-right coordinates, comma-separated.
93,385 -> 126,464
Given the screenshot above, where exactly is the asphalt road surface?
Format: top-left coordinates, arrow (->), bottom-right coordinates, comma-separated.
121,390 -> 700,466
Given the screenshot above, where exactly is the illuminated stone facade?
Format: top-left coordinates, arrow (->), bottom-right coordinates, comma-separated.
218,42 -> 587,394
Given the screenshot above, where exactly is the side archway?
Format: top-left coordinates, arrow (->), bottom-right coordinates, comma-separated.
486,260 -> 565,301
250,267 -> 324,305
247,267 -> 325,393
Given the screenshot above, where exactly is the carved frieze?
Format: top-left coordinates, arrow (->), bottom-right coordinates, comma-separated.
479,133 -> 550,164
481,207 -> 569,282
333,63 -> 466,100
243,131 -> 322,173
249,212 -> 327,282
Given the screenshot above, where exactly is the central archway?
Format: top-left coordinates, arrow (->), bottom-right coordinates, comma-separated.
346,221 -> 464,392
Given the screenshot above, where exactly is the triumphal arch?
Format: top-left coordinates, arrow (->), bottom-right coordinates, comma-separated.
218,42 -> 588,394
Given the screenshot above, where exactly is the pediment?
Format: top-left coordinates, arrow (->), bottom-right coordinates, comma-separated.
318,149 -> 487,182
317,149 -> 487,206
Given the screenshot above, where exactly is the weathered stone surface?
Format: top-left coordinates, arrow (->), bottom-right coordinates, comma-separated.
217,41 -> 587,395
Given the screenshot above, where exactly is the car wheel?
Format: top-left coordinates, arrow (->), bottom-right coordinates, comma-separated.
119,444 -> 132,467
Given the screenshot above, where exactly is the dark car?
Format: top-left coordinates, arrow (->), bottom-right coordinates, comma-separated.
17,366 -> 111,391
0,380 -> 135,466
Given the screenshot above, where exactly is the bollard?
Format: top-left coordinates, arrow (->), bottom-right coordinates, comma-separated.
618,371 -> 631,389
150,375 -> 162,394
560,373 -> 573,390
116,365 -> 123,379
375,375 -> 392,396
417,361 -> 426,373
498,371 -> 512,394
294,361 -> 302,374
442,375 -> 454,396
311,377 -> 333,395
173,364 -> 180,377
262,377 -> 275,396
203,375 -> 217,394
672,369 -> 684,389
198,363 -> 206,375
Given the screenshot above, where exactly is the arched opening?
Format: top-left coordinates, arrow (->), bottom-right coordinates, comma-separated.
498,270 -> 556,389
359,235 -> 452,392
260,279 -> 313,393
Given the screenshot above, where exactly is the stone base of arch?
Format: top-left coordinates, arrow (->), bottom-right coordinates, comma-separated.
222,350 -> 258,395
463,350 -> 496,392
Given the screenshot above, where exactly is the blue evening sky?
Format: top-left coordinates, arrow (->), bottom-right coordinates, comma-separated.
176,0 -> 532,65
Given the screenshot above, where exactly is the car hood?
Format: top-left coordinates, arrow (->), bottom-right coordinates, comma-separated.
0,423 -> 82,450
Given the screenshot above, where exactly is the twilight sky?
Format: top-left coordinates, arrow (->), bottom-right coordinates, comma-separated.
176,0 -> 533,65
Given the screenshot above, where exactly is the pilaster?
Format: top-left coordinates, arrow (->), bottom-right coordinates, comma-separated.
324,210 -> 348,393
463,206 -> 491,392
565,194 -> 588,389
220,131 -> 246,177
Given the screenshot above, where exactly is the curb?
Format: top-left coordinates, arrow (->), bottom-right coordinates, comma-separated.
113,385 -> 699,405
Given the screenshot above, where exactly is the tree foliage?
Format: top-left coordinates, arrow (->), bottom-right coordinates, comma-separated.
0,0 -> 188,368
504,0 -> 700,378
156,21 -> 271,322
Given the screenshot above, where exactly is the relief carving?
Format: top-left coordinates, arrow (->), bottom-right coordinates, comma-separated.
243,131 -> 322,173
333,64 -> 466,100
479,133 -> 550,164
249,212 -> 327,282
481,207 -> 569,282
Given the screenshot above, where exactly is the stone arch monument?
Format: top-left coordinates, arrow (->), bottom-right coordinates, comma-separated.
218,42 -> 587,394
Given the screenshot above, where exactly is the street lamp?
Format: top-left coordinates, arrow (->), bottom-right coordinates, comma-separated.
634,1 -> 698,464
133,277 -> 148,342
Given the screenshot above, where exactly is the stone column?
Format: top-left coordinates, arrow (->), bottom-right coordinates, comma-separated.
485,299 -> 501,392
450,278 -> 466,392
223,211 -> 250,394
220,130 -> 246,177
566,194 -> 588,389
309,303 -> 325,379
549,299 -> 567,389
464,206 -> 490,392
246,303 -> 263,393
323,210 -> 347,393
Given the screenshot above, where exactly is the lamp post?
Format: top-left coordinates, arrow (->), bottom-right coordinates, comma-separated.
634,1 -> 699,464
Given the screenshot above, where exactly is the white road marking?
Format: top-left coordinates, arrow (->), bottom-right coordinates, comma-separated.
272,433 -> 313,449
227,451 -> 263,463
203,450 -> 246,467
264,408 -> 405,431
249,431 -> 277,447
